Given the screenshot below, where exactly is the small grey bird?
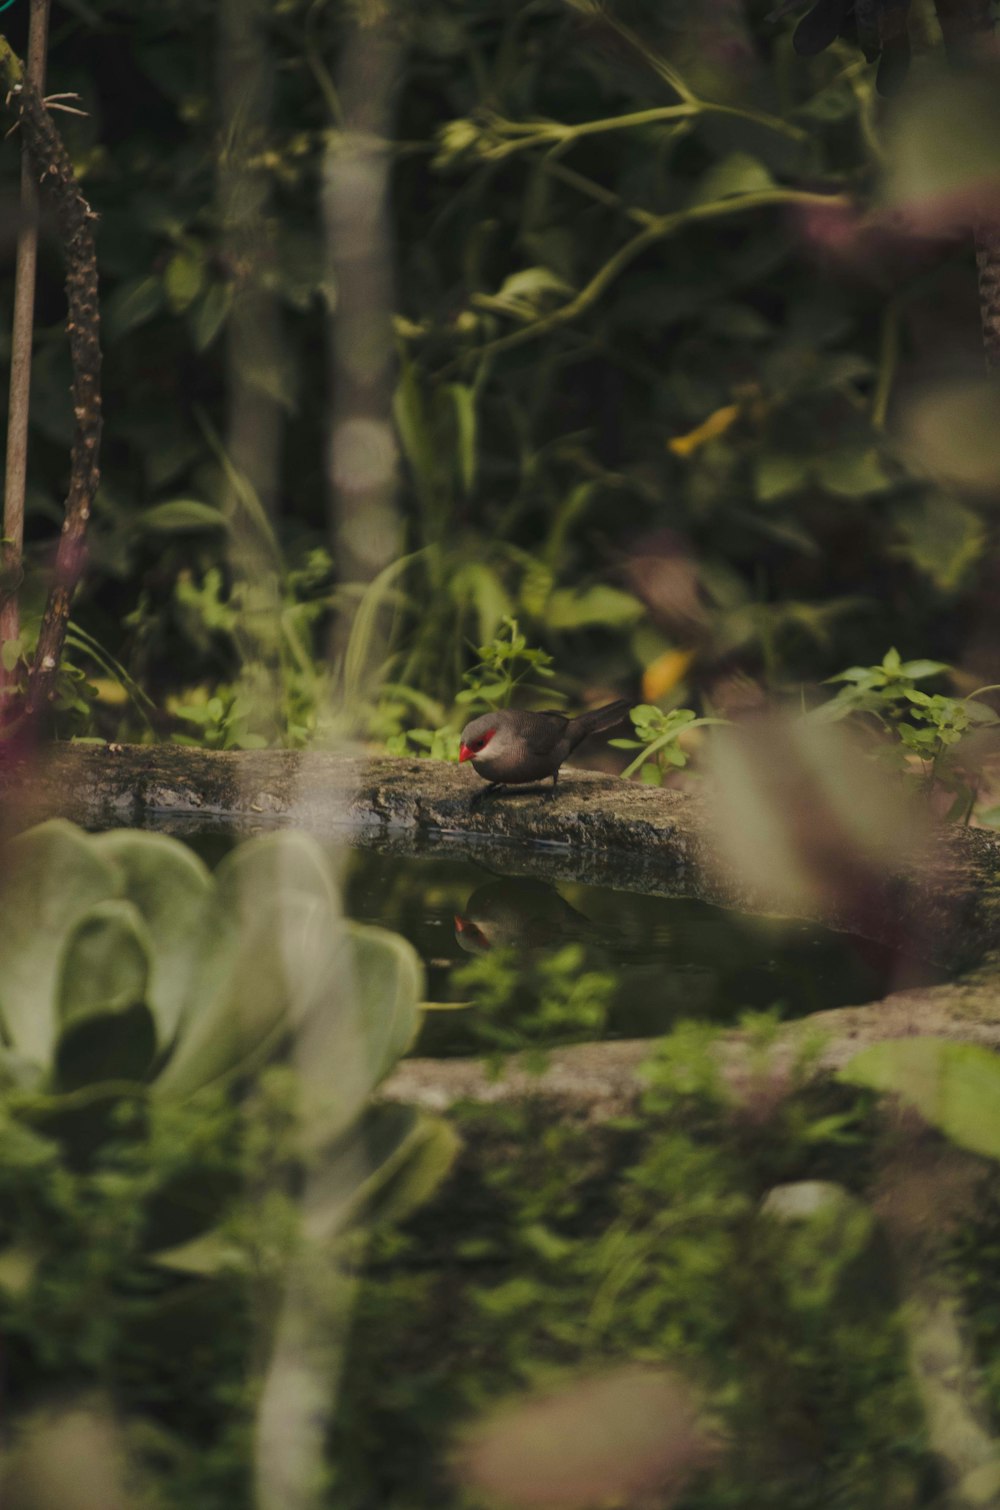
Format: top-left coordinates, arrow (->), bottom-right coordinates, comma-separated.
459,700 -> 630,802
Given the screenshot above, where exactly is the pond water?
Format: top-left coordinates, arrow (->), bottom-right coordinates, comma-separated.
346,850 -> 942,1052
189,831 -> 940,1054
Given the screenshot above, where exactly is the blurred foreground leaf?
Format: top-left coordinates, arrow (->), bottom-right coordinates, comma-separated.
841,1039 -> 1000,1162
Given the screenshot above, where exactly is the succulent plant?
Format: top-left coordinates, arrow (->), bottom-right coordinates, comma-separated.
0,819 -> 456,1268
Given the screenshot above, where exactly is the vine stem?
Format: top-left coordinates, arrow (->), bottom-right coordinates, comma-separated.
463,189 -> 850,366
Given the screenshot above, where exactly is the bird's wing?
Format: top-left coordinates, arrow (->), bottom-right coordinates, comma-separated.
529,711 -> 571,752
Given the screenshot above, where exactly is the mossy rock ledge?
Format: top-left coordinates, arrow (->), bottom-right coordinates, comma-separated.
4,741 -> 1000,1119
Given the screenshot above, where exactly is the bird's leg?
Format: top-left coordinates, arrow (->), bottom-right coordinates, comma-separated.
470,782 -> 508,809
548,770 -> 560,800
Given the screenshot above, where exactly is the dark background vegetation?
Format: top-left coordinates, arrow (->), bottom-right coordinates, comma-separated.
1,0 -> 996,746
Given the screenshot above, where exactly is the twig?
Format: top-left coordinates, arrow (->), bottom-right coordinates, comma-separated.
0,37 -> 102,718
460,189 -> 850,366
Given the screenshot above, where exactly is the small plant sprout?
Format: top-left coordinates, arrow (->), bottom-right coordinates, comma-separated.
816,649 -> 1000,819
612,704 -> 728,785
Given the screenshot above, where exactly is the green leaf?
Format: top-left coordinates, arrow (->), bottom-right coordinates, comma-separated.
841,1039 -> 1000,1161
545,585 -> 644,630
450,561 -> 513,645
815,448 -> 892,497
153,834 -> 422,1144
104,276 -> 165,342
704,303 -> 772,342
692,153 -> 775,205
892,495 -> 986,593
306,1104 -> 458,1237
489,266 -> 574,318
164,248 -> 206,312
347,925 -> 424,1088
57,900 -> 151,1023
190,281 -> 233,351
0,822 -> 120,1066
89,831 -> 214,1046
393,362 -> 437,507
447,383 -> 477,494
754,452 -> 809,503
898,658 -> 949,680
138,500 -> 227,533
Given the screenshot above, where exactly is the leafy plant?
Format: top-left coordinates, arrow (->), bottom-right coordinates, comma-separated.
385,616 -> 563,759
0,820 -> 456,1269
611,704 -> 726,784
336,1017 -> 929,1510
451,942 -> 615,1070
816,648 -> 1000,816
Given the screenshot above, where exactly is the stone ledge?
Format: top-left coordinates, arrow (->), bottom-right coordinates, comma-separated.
3,742 -> 999,961
4,742 -> 1000,1121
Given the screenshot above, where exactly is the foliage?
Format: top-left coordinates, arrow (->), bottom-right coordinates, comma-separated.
0,820 -> 455,1430
0,821 -> 460,1505
384,615 -> 561,758
1,0 -> 996,745
336,1016 -> 933,1510
842,1037 -> 1000,1164
450,942 -> 615,1069
814,647 -> 1000,815
610,702 -> 726,783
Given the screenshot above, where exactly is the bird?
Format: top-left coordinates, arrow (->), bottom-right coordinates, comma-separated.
458,700 -> 630,803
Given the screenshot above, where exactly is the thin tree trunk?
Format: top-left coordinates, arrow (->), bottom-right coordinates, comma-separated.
0,40 -> 102,720
323,14 -> 401,725
932,0 -> 1000,371
0,0 -> 51,698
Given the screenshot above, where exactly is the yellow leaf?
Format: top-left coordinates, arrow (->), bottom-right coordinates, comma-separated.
642,649 -> 696,702
668,404 -> 739,458
90,678 -> 128,706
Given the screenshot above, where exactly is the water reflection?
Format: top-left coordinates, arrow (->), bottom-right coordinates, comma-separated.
343,852 -> 941,1056
454,879 -> 613,955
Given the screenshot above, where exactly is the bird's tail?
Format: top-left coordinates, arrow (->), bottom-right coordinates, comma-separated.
566,699 -> 631,751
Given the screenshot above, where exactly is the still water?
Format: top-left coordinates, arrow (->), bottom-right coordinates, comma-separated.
343,849 -> 934,1054
185,833 -> 936,1054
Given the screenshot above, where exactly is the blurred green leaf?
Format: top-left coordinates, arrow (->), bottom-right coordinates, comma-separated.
57,900 -> 151,1023
545,585 -> 644,630
892,495 -> 986,593
104,276 -> 165,342
190,281 -> 233,351
164,249 -> 206,313
139,500 -> 227,533
692,153 -> 775,204
841,1039 -> 1000,1162
447,383 -> 477,494
487,266 -> 574,319
754,452 -> 809,502
816,448 -> 891,498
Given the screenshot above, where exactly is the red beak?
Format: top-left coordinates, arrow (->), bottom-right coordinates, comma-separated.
459,744 -> 473,763
454,914 -> 467,931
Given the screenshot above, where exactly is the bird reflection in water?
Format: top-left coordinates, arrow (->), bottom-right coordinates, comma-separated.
453,878 -> 608,956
